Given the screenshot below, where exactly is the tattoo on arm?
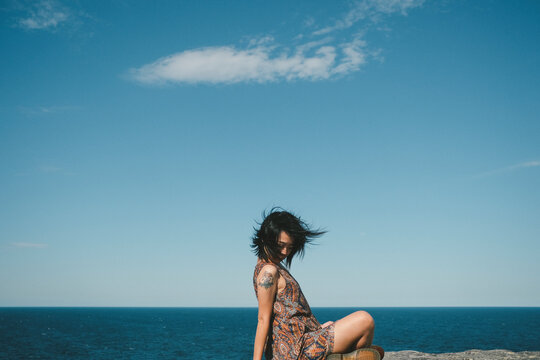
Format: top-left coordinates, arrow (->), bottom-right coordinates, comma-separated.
258,271 -> 275,289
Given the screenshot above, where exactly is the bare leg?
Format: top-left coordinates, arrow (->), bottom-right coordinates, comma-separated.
332,311 -> 375,354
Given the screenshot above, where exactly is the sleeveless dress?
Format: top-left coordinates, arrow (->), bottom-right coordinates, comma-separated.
253,259 -> 335,360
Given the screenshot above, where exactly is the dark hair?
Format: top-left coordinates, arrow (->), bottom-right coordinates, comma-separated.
250,207 -> 326,267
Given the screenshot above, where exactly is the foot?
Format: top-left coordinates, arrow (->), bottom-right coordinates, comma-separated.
370,345 -> 384,359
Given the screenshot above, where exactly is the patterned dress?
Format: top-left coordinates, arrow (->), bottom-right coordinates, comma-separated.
253,259 -> 335,360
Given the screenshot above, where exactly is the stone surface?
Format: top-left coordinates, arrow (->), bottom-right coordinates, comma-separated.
385,350 -> 540,360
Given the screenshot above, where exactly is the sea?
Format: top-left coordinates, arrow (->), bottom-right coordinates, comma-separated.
1,307 -> 539,359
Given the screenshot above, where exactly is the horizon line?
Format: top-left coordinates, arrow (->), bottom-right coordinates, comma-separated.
1,305 -> 539,308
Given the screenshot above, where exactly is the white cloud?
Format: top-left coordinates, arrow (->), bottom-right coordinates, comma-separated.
11,242 -> 48,248
303,16 -> 316,28
313,0 -> 425,35
38,165 -> 62,173
129,40 -> 361,85
474,160 -> 540,178
18,105 -> 79,115
36,164 -> 75,176
18,0 -> 69,30
509,160 -> 540,169
332,37 -> 367,75
373,0 -> 426,14
128,0 -> 423,85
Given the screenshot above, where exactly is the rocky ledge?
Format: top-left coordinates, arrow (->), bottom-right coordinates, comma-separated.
385,350 -> 540,360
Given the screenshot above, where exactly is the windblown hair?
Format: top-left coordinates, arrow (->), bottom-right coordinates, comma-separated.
251,207 -> 326,268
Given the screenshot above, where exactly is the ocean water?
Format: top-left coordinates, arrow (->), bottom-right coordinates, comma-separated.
1,307 -> 539,359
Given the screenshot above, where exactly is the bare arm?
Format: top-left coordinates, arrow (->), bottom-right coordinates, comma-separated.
253,265 -> 278,360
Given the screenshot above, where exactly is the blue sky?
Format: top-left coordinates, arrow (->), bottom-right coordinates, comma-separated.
1,0 -> 539,307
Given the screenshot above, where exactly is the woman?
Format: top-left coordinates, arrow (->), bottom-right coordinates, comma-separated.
251,208 -> 384,360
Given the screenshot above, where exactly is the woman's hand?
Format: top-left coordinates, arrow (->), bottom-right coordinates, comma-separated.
321,321 -> 334,328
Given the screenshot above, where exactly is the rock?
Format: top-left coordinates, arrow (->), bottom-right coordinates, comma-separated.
384,349 -> 540,360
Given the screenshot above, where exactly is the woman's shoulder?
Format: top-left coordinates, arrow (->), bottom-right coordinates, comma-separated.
254,259 -> 280,276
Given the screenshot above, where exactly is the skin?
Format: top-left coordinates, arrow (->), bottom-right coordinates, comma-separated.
253,264 -> 277,360
252,232 -> 291,360
253,231 -> 375,360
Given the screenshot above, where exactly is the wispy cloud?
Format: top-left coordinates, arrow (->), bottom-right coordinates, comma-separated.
313,0 -> 425,35
18,105 -> 79,116
128,0 -> 424,86
17,0 -> 69,30
11,242 -> 48,248
129,38 -> 366,85
474,160 -> 540,178
38,165 -> 62,173
36,163 -> 75,176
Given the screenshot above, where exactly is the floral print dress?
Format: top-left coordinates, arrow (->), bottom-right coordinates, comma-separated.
253,259 -> 335,360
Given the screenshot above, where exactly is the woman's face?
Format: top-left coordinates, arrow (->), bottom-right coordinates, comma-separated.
276,231 -> 294,262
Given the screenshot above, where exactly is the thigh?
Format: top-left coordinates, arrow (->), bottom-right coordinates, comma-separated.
332,311 -> 374,353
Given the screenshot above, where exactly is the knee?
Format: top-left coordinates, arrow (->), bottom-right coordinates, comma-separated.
355,310 -> 375,331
